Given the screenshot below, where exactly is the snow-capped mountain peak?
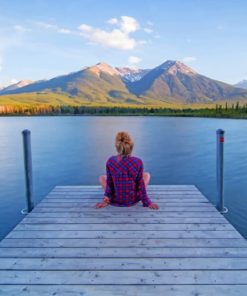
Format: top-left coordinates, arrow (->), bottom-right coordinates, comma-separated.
116,67 -> 150,82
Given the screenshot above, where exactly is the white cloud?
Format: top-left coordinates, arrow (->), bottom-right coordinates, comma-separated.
78,16 -> 142,50
14,25 -> 31,32
36,21 -> 58,30
35,17 -> 146,50
144,21 -> 156,35
78,24 -> 92,32
144,28 -> 153,34
119,16 -> 139,33
182,56 -> 197,63
107,18 -> 118,25
57,28 -> 72,34
36,22 -> 73,35
128,56 -> 141,65
147,21 -> 154,27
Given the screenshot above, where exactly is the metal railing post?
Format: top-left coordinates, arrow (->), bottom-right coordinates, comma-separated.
216,129 -> 228,213
22,129 -> 34,213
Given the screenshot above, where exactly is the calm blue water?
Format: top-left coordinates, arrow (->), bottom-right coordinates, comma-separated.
0,116 -> 247,239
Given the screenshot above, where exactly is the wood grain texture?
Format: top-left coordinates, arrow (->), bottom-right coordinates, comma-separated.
0,285 -> 247,296
0,185 -> 246,296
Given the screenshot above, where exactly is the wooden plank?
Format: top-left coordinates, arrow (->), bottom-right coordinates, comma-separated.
47,192 -> 204,196
43,198 -> 209,203
53,188 -> 199,192
19,217 -> 228,224
38,199 -> 211,204
45,194 -> 208,199
49,191 -> 202,195
34,203 -> 211,209
84,191 -> 203,195
52,193 -> 204,198
40,201 -> 210,206
1,270 -> 247,284
42,195 -> 208,199
1,238 -> 246,248
55,185 -> 197,189
1,257 -> 247,270
26,212 -> 221,218
6,230 -> 242,239
49,188 -> 201,193
0,284 -> 246,296
32,205 -> 216,213
13,223 -> 235,231
52,186 -> 199,190
44,198 -> 209,203
36,200 -> 210,207
1,247 -> 247,258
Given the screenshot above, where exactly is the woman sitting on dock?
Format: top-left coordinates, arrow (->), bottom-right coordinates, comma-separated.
96,131 -> 159,210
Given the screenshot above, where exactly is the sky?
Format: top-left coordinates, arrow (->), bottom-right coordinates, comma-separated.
0,0 -> 247,86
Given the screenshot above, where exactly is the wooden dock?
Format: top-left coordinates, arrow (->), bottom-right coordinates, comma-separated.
0,185 -> 247,295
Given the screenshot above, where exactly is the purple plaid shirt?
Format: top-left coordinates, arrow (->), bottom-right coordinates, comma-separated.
104,155 -> 152,207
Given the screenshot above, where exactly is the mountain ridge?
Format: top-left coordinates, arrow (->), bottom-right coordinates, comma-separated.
1,60 -> 247,104
235,80 -> 247,89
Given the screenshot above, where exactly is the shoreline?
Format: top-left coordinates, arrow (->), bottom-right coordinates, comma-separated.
1,113 -> 247,120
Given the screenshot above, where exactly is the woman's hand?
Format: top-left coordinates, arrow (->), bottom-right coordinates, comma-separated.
149,202 -> 159,210
95,196 -> 110,209
95,201 -> 109,209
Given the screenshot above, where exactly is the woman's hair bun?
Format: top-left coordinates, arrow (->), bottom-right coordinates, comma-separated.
115,131 -> 134,156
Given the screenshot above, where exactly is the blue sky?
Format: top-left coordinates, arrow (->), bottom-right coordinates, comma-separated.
0,0 -> 247,86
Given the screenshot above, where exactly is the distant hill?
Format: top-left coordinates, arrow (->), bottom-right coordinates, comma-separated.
1,60 -> 247,105
235,80 -> 247,89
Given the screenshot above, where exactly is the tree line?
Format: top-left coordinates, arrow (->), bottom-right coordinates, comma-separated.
1,102 -> 247,118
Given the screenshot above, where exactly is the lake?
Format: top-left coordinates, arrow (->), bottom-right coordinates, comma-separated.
0,116 -> 247,240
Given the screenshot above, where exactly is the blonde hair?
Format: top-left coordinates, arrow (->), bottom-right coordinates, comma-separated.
115,131 -> 134,157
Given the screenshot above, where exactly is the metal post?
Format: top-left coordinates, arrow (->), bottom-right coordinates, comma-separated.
216,129 -> 228,213
22,129 -> 34,213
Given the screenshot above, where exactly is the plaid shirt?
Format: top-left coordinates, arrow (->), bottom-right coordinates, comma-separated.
104,155 -> 152,207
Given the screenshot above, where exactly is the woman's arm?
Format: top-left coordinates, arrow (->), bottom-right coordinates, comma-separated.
104,162 -> 115,199
136,161 -> 158,209
136,161 -> 152,206
96,161 -> 114,209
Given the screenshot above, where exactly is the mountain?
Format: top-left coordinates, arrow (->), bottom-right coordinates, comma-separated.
116,67 -> 150,82
128,60 -> 247,103
0,80 -> 33,93
0,63 -> 143,103
1,60 -> 247,104
235,80 -> 247,89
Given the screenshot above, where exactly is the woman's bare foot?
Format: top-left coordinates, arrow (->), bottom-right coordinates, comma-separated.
95,196 -> 110,209
95,201 -> 109,209
149,202 -> 159,210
